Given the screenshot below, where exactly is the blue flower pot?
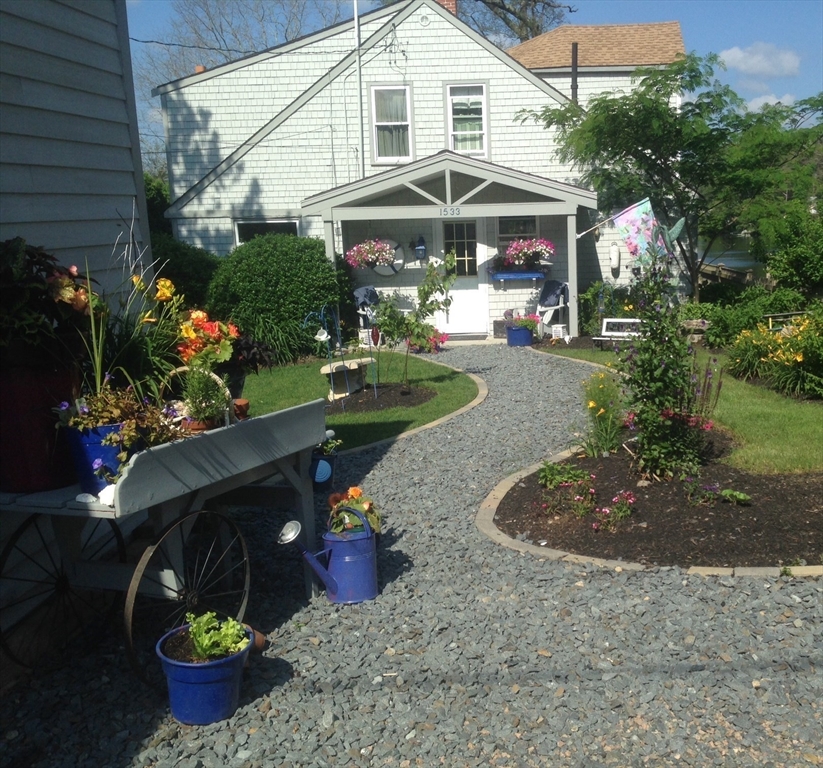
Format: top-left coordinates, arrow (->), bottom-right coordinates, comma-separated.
506,326 -> 533,347
310,452 -> 337,491
65,424 -> 123,495
156,625 -> 253,725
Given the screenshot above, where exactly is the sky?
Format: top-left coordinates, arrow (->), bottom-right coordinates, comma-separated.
127,0 -> 823,111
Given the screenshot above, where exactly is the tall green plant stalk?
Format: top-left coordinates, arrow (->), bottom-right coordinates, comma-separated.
376,252 -> 457,388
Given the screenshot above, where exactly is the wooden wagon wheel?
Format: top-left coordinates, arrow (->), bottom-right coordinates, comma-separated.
123,509 -> 250,685
0,514 -> 125,671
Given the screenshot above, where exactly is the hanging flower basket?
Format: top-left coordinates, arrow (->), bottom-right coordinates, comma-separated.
344,240 -> 400,270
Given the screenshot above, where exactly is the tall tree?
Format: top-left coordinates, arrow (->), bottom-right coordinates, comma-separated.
522,54 -> 822,299
458,0 -> 573,44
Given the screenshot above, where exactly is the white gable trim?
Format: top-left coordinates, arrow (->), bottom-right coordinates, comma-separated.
302,151 -> 597,215
166,0 -> 571,216
152,2 -> 401,96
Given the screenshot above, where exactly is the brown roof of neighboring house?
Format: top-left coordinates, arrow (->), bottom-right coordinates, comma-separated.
508,22 -> 685,69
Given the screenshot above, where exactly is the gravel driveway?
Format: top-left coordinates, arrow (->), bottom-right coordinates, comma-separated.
1,343 -> 820,768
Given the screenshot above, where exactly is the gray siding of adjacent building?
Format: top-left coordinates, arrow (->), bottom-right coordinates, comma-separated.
0,0 -> 150,291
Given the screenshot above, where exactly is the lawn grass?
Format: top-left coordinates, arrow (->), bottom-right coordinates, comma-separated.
242,351 -> 478,449
538,345 -> 823,474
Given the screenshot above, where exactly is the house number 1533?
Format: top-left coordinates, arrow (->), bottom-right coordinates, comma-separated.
439,207 -> 461,217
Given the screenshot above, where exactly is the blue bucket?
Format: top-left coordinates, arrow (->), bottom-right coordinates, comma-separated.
156,625 -> 253,725
65,424 -> 123,495
506,326 -> 533,347
321,508 -> 378,604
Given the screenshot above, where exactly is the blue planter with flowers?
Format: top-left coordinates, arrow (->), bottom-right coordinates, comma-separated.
65,424 -> 123,495
506,326 -> 533,347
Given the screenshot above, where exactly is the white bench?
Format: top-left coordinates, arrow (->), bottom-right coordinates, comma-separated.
591,318 -> 642,349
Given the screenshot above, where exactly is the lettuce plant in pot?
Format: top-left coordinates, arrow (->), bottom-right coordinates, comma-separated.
155,610 -> 253,725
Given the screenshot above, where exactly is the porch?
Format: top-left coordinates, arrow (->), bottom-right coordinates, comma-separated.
302,151 -> 597,338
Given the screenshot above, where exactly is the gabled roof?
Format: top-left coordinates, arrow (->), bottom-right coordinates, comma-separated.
508,22 -> 685,70
165,0 -> 571,215
302,151 -> 597,218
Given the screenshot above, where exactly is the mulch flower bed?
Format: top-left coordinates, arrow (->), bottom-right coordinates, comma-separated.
493,432 -> 823,569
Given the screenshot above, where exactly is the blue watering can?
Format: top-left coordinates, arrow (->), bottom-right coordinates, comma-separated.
278,507 -> 378,604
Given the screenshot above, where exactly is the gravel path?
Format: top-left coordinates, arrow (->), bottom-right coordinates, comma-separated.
1,344 -> 821,768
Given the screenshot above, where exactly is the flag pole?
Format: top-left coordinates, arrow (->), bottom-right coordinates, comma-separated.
575,198 -> 649,239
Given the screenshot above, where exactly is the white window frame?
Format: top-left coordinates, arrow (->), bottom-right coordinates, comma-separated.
371,85 -> 413,164
447,83 -> 488,158
234,219 -> 299,246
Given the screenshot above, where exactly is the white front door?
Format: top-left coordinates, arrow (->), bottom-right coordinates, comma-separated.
434,219 -> 488,335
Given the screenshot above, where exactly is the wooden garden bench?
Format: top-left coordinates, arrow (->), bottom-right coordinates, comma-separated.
592,318 -> 642,349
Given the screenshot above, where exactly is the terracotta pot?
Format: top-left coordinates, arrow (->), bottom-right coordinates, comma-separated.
184,418 -> 220,434
233,399 -> 250,420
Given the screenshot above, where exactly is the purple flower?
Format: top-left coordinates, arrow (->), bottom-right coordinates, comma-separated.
92,458 -> 103,470
80,405 -> 90,415
59,401 -> 70,410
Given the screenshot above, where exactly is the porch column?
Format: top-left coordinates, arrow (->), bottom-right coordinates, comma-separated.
323,216 -> 336,264
567,212 -> 579,337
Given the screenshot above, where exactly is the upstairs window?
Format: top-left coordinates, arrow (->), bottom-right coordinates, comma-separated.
372,86 -> 412,162
448,84 -> 486,157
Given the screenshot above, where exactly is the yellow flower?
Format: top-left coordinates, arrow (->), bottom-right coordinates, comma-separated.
155,278 -> 175,302
795,353 -> 803,362
131,274 -> 146,291
588,400 -> 597,409
181,322 -> 197,340
596,408 -> 606,417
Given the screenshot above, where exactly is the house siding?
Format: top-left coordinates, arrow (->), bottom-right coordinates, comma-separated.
165,4 -> 567,236
0,0 -> 150,292
161,0 -> 634,333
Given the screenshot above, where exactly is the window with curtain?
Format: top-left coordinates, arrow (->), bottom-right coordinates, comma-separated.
448,85 -> 486,157
372,86 -> 411,162
498,216 -> 537,252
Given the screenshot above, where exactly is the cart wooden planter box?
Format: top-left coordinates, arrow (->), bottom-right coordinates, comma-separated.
0,400 -> 328,678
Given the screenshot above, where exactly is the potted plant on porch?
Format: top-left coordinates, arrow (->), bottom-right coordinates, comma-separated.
505,312 -> 540,347
155,610 -> 253,725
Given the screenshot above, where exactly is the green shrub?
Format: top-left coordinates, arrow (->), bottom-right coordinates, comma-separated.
726,301 -> 823,398
151,232 -> 220,308
578,281 -> 634,335
703,285 -> 807,348
207,234 -> 340,362
764,213 -> 823,297
144,173 -> 172,236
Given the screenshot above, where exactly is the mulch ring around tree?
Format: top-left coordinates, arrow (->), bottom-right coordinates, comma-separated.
494,432 -> 823,569
324,383 -> 436,415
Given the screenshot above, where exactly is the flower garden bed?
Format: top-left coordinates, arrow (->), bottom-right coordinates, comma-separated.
494,432 -> 823,569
